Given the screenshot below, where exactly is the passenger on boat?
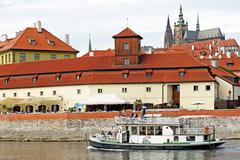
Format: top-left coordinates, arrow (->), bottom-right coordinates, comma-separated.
107,130 -> 112,136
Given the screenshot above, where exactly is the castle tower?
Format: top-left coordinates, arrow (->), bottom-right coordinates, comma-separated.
113,27 -> 143,65
164,16 -> 173,48
174,4 -> 188,45
196,14 -> 200,32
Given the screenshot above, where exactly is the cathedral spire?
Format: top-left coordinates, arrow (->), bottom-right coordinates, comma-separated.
167,15 -> 171,29
196,14 -> 200,32
177,4 -> 185,25
164,15 -> 173,48
88,33 -> 92,52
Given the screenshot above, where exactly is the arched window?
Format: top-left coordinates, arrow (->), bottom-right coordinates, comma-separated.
51,105 -> 60,112
13,106 -> 21,113
38,105 -> 46,113
25,105 -> 33,113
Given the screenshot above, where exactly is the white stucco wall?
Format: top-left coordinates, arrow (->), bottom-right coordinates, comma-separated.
0,81 -> 217,111
215,76 -> 233,100
234,86 -> 240,100
180,82 -> 216,110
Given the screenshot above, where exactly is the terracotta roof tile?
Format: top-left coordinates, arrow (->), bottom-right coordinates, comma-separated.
0,52 -> 208,77
0,27 -> 78,53
0,50 -> 215,89
220,39 -> 239,47
0,68 -> 214,89
82,49 -> 115,57
112,27 -> 143,39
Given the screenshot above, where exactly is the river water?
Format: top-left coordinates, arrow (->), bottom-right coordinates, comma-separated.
0,140 -> 239,160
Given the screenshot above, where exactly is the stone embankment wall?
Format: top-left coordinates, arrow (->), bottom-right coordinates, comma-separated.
0,119 -> 115,141
0,110 -> 239,141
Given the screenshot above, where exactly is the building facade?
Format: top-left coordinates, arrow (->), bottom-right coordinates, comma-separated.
0,27 -> 227,113
0,21 -> 78,64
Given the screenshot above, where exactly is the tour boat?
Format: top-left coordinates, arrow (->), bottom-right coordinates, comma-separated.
89,115 -> 225,150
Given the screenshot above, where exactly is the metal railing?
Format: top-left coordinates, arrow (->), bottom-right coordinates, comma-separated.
115,116 -> 180,125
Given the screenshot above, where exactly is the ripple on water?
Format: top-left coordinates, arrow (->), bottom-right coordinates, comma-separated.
0,140 -> 239,160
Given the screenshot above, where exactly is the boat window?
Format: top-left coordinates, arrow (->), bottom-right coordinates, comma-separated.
139,126 -> 146,135
186,136 -> 196,141
174,136 -> 179,142
131,126 -> 138,135
155,126 -> 162,135
147,126 -> 154,135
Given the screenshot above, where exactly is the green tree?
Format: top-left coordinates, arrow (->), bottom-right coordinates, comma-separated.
134,99 -> 142,111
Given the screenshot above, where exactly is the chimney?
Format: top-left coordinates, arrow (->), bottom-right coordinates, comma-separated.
214,51 -> 219,57
211,59 -> 218,68
1,34 -> 8,41
209,44 -> 212,51
212,40 -> 215,46
208,55 -> 212,59
64,34 -> 70,45
36,20 -> 42,33
192,45 -> 195,51
226,51 -> 232,58
89,51 -> 94,57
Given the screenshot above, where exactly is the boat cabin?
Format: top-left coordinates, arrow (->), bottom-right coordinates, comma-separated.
115,116 -> 214,144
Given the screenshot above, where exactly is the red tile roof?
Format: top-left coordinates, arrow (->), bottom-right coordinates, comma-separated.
0,52 -> 209,77
220,39 -> 239,47
82,49 -> 115,57
199,59 -> 240,85
112,27 -> 143,39
0,27 -> 78,53
161,38 -> 239,59
0,50 -> 216,89
0,68 -> 214,89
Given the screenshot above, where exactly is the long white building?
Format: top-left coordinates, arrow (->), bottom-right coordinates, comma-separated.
0,27 -> 239,112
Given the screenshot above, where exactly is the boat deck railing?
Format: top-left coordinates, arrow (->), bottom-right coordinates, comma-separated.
115,116 -> 180,125
178,127 -> 214,135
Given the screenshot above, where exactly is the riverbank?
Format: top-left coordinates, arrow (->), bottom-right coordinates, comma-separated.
0,109 -> 239,141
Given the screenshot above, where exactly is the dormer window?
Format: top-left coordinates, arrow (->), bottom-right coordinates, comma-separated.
145,69 -> 153,78
4,77 -> 10,84
55,73 -> 61,81
47,39 -> 55,46
28,38 -> 37,45
123,73 -> 128,78
32,74 -> 38,83
123,43 -> 129,50
178,68 -> 186,77
124,58 -> 130,65
122,70 -> 129,78
179,72 -> 185,77
75,72 -> 82,80
227,62 -> 234,66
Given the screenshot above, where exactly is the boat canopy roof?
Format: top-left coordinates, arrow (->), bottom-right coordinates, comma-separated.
115,116 -> 180,126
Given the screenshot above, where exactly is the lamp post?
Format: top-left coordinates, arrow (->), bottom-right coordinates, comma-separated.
228,90 -> 232,108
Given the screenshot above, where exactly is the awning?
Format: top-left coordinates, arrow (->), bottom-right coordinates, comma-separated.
81,94 -> 127,105
0,97 -> 25,105
16,96 -> 62,105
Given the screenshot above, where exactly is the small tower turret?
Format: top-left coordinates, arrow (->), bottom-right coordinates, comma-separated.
196,14 -> 200,32
113,27 -> 143,65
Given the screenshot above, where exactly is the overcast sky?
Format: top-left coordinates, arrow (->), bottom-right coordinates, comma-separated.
0,0 -> 240,56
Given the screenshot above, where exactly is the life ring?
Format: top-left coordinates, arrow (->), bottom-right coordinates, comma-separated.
203,127 -> 209,134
